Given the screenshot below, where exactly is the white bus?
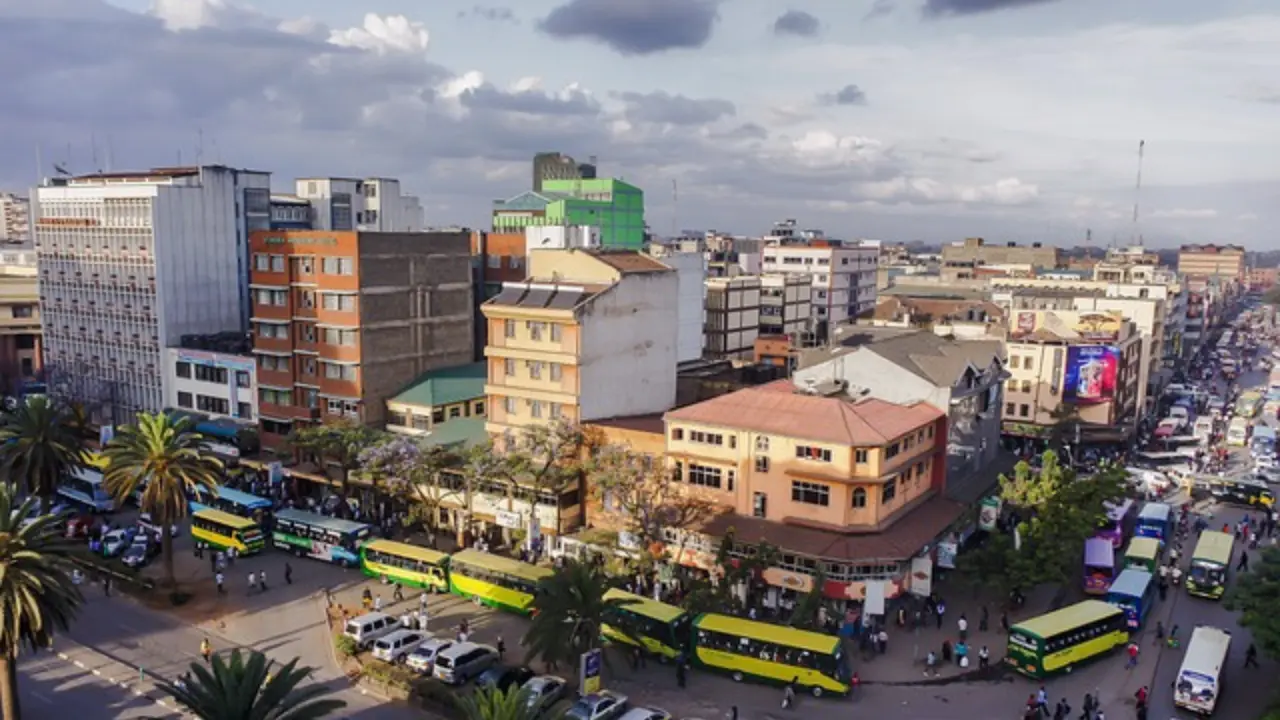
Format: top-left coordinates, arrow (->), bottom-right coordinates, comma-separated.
1175,626 -> 1231,715
1226,417 -> 1251,448
56,466 -> 117,513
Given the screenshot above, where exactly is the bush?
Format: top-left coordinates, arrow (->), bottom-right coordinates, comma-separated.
334,634 -> 358,659
413,677 -> 459,711
362,659 -> 418,691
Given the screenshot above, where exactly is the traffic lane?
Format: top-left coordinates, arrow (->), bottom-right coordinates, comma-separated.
18,652 -> 180,720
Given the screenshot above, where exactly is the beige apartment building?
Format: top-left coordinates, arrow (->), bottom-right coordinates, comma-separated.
0,260 -> 41,388
1177,244 -> 1245,283
704,276 -> 760,359
940,237 -> 1062,282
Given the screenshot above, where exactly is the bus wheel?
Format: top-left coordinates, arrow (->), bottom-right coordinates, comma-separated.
810,686 -> 824,698
732,671 -> 744,682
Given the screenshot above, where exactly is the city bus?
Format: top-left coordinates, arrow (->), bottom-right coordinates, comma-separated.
1175,626 -> 1232,715
1235,391 -> 1263,419
601,589 -> 691,661
360,539 -> 450,592
1105,569 -> 1155,630
1187,531 -> 1234,600
56,466 -> 117,513
1135,503 -> 1173,545
193,419 -> 261,455
1083,538 -> 1116,595
190,508 -> 265,555
1123,536 -> 1162,573
1194,475 -> 1276,509
447,549 -> 552,615
188,485 -> 273,523
1005,600 -> 1129,679
1227,417 -> 1252,447
1095,498 -> 1135,549
271,508 -> 371,567
692,613 -> 851,697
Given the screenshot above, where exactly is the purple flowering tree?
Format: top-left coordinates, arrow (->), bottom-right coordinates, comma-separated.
358,437 -> 461,536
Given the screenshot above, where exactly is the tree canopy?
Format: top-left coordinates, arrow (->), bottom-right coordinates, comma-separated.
1226,546 -> 1280,660
589,444 -> 719,550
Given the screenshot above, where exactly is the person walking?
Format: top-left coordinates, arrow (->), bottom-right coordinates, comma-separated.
676,658 -> 687,689
1238,550 -> 1250,572
1125,641 -> 1140,669
1134,685 -> 1148,708
958,614 -> 969,641
200,637 -> 213,664
259,570 -> 268,592
1154,621 -> 1165,646
215,571 -> 225,594
925,650 -> 938,677
935,599 -> 946,630
284,562 -> 293,585
1036,685 -> 1049,715
103,576 -> 111,597
781,677 -> 797,709
1246,643 -> 1260,668
374,594 -> 383,612
978,645 -> 990,669
393,583 -> 404,603
248,571 -> 256,595
1079,692 -> 1095,720
979,605 -> 990,632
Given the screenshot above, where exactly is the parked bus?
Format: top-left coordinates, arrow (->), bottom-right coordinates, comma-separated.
190,508 -> 265,555
193,419 -> 261,455
271,508 -> 371,567
1083,538 -> 1116,595
188,485 -> 273,523
1227,417 -> 1251,447
1123,536 -> 1162,573
1105,569 -> 1156,630
601,589 -> 691,661
1187,531 -> 1234,600
56,466 -> 117,513
359,539 -> 450,592
692,613 -> 851,696
1095,499 -> 1135,549
1135,503 -> 1173,545
1175,626 -> 1232,715
448,548 -> 552,614
1005,600 -> 1129,679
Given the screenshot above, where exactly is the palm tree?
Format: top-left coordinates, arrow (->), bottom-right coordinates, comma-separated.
0,395 -> 86,514
101,413 -> 223,587
0,484 -> 83,720
159,649 -> 346,720
523,560 -> 634,671
457,684 -> 559,720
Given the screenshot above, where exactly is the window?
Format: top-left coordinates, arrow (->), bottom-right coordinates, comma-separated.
323,328 -> 358,346
852,488 -> 867,508
795,445 -> 832,462
321,293 -> 355,311
236,371 -> 251,388
323,363 -> 358,382
177,391 -> 193,408
254,289 -> 287,306
755,456 -> 770,472
504,358 -> 516,376
527,361 -> 543,379
1005,402 -> 1015,415
504,320 -> 516,338
550,403 -> 562,419
670,428 -> 684,441
550,363 -> 562,381
488,255 -> 501,268
194,365 -> 228,384
258,355 -> 289,372
550,323 -> 562,342
791,481 -> 830,506
254,254 -> 269,272
321,257 -> 354,275
270,255 -> 285,272
528,399 -> 543,418
1019,404 -> 1030,417
197,395 -> 229,415
526,321 -> 546,340
688,430 -> 724,446
885,442 -> 901,459
176,361 -> 191,379
1009,356 -> 1020,369
755,436 -> 770,452
11,305 -> 32,319
882,479 -> 897,503
687,463 -> 723,489
504,397 -> 517,414
259,388 -> 293,406
237,402 -> 253,419
1024,356 -> 1034,370
855,448 -> 869,463
1007,379 -> 1018,392
1021,380 -> 1031,393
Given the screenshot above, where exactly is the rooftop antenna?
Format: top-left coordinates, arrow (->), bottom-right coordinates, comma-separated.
90,133 -> 100,173
196,128 -> 204,166
1131,139 -> 1145,246
671,179 -> 678,240
1085,228 -> 1092,257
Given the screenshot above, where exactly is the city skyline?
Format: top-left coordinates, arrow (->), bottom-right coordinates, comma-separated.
1,0 -> 1276,248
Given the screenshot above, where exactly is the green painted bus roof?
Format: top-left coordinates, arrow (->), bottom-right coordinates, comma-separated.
449,549 -> 553,582
193,508 -> 257,529
694,613 -> 839,655
604,588 -> 686,623
1125,536 -> 1161,558
363,539 -> 449,566
1192,531 -> 1234,565
1011,600 -> 1122,640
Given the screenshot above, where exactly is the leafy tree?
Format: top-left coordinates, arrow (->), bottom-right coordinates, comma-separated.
956,531 -> 1038,598
999,450 -> 1070,508
454,440 -> 515,547
588,445 -> 719,549
0,395 -> 87,514
286,420 -> 387,517
159,648 -> 346,720
1263,286 -> 1280,307
524,560 -> 633,671
102,413 -> 223,587
787,567 -> 828,630
1226,546 -> 1280,660
0,485 -> 83,720
501,421 -> 589,545
456,684 -> 560,720
358,437 -> 462,536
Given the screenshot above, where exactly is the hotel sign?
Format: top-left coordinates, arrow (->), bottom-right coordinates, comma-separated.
262,236 -> 338,246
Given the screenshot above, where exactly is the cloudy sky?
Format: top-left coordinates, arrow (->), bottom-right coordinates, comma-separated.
3,0 -> 1278,248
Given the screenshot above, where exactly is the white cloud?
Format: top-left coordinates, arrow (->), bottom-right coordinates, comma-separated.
1150,208 -> 1219,219
329,13 -> 430,55
1238,212 -> 1258,221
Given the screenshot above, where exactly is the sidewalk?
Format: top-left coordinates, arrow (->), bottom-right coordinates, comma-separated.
48,637 -> 186,716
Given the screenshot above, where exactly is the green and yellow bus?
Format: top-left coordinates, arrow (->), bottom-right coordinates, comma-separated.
1006,600 -> 1128,678
600,589 -> 691,660
1123,536 -> 1161,573
1187,530 -> 1234,600
448,548 -> 552,614
692,613 -> 851,697
360,539 -> 450,593
190,508 -> 265,555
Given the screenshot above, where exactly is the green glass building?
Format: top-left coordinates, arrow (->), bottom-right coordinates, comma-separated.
491,178 -> 645,249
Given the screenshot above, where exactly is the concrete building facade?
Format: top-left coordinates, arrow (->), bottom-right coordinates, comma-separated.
704,276 -> 761,360
940,237 -> 1062,282
165,345 -> 257,422
492,179 -> 645,250
293,177 -> 425,233
758,274 -> 812,342
0,193 -> 31,243
1178,244 -> 1246,283
0,263 -> 41,390
760,243 -> 878,339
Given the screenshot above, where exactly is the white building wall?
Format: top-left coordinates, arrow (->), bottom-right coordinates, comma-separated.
578,272 -> 679,421
760,244 -> 879,327
793,349 -> 951,409
164,347 -> 258,421
524,225 -> 600,253
661,252 -> 705,362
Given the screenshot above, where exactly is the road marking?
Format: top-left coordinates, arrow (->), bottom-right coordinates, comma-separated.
57,652 -> 69,661
91,668 -> 101,675
29,691 -> 52,704
73,660 -> 85,668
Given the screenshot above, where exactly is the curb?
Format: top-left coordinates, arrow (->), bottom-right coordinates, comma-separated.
51,642 -> 187,716
316,591 -> 393,703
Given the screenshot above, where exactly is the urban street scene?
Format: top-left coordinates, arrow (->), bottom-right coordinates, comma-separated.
0,2 -> 1278,720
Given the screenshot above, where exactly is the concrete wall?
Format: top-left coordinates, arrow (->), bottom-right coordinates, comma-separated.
660,252 -> 705,363
579,272 -> 678,420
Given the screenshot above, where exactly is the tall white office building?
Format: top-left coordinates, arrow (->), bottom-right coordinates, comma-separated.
294,177 -> 425,232
760,242 -> 879,337
33,165 -> 270,421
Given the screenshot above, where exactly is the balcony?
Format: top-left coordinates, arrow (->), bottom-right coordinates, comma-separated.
257,367 -> 294,388
258,402 -> 316,422
253,335 -> 292,354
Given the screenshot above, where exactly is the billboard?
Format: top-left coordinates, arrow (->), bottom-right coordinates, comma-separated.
1063,345 -> 1120,405
1009,310 -> 1124,342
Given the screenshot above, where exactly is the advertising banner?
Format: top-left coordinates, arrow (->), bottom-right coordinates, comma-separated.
1063,345 -> 1120,405
579,649 -> 603,695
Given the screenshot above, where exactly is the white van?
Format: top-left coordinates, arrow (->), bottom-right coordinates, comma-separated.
433,642 -> 498,685
372,629 -> 429,664
1175,627 -> 1231,714
343,612 -> 401,650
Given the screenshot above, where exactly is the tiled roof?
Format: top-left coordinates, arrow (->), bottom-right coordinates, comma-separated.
585,249 -> 671,274
800,327 -> 1004,387
389,363 -> 486,408
664,380 -> 943,447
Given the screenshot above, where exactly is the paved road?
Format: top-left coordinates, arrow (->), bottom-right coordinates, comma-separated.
17,651 -> 179,719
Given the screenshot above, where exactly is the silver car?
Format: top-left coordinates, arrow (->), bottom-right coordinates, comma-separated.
405,637 -> 453,674
564,692 -> 629,720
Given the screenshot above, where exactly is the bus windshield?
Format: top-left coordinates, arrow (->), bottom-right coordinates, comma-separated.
1095,499 -> 1134,548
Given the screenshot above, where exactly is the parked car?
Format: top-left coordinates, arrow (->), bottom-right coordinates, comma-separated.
475,664 -> 535,692
137,513 -> 178,538
618,709 -> 672,720
343,612 -> 401,650
406,638 -> 453,675
564,692 -> 630,720
521,676 -> 569,718
102,528 -> 136,557
121,536 -> 156,568
372,630 -> 430,664
433,642 -> 498,685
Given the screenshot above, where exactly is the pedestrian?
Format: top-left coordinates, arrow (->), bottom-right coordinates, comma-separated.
781,677 -> 796,709
1079,693 -> 1095,720
1154,621 -> 1165,645
1134,685 -> 1148,708
730,706 -> 739,720
374,595 -> 383,612
1001,611 -> 1010,633
877,628 -> 888,654
935,599 -> 946,629
958,614 -> 968,641
978,645 -> 990,669
102,575 -> 111,596
200,637 -> 213,663
1246,643 -> 1260,668
1125,641 -> 1139,669
1037,685 -> 1049,715
248,571 -> 256,595
941,639 -> 953,664
215,571 -> 225,594
393,583 -> 403,603
925,650 -> 938,677
1136,703 -> 1147,720
1157,577 -> 1168,602
194,542 -> 203,559
1054,698 -> 1070,720
497,636 -> 506,660
284,562 -> 293,585
1238,550 -> 1250,572
676,659 -> 687,689
979,605 -> 990,632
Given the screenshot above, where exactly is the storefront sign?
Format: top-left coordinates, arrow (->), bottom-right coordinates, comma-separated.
908,556 -> 933,597
579,649 -> 602,695
762,567 -> 814,593
263,235 -> 339,246
495,510 -> 522,529
936,541 -> 958,570
979,496 -> 1001,531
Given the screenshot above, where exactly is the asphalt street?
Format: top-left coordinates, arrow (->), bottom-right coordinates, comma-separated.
17,651 -> 180,720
